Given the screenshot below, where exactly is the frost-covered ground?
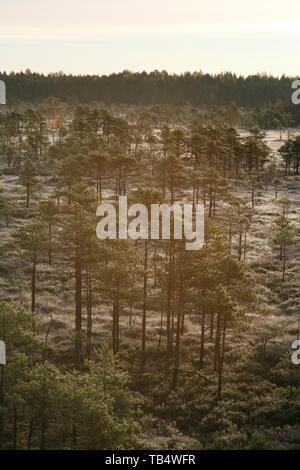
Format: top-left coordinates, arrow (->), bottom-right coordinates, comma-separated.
0,130 -> 299,361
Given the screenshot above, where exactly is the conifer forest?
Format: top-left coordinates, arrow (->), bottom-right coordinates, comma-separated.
0,94 -> 300,449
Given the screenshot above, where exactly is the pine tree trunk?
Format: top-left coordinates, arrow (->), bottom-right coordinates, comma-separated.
32,254 -> 36,313
282,242 -> 286,282
216,318 -> 226,401
238,231 -> 242,261
112,285 -> 120,354
243,232 -> 247,262
48,219 -> 52,265
199,308 -> 205,369
0,365 -> 4,449
86,270 -> 92,359
75,247 -> 82,369
153,243 -> 157,288
166,241 -> 173,356
141,240 -> 148,367
214,313 -> 221,372
172,278 -> 183,389
26,182 -> 30,208
210,314 -> 214,341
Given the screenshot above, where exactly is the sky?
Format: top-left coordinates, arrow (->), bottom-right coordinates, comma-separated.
0,0 -> 300,76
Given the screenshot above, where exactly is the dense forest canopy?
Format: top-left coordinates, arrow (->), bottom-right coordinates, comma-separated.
0,70 -> 298,110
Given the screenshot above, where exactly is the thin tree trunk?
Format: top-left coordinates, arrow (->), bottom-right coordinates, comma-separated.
0,365 -> 4,449
32,255 -> 36,313
166,241 -> 173,356
199,308 -> 205,369
216,318 -> 226,401
141,240 -> 148,367
26,182 -> 30,208
48,219 -> 52,265
172,278 -> 183,388
86,270 -> 92,359
282,242 -> 286,281
210,314 -> 214,341
214,313 -> 221,372
75,246 -> 82,369
243,232 -> 247,262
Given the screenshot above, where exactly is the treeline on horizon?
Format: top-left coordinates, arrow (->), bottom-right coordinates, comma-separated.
0,70 -> 298,110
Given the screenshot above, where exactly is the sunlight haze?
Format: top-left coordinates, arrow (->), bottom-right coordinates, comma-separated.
0,0 -> 300,75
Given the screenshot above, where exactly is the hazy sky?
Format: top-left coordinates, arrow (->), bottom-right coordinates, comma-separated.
1,0 -> 300,76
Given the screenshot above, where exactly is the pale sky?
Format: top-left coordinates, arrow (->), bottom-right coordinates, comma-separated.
1,0 -> 300,76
